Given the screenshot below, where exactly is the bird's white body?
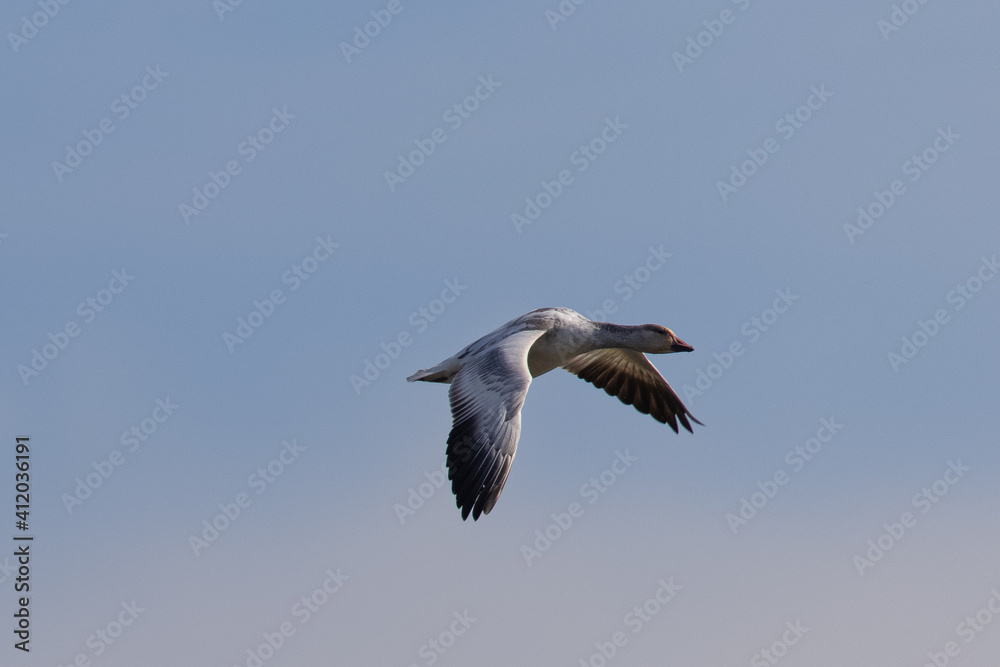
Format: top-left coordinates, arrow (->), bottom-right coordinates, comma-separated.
408,307 -> 701,520
408,307 -> 595,382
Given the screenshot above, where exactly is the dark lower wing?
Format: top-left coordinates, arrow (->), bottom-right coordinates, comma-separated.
563,348 -> 703,433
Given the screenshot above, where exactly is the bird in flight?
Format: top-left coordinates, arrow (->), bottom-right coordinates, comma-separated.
408,307 -> 702,520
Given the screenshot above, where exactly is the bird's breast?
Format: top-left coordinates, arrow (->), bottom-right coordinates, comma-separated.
526,328 -> 592,377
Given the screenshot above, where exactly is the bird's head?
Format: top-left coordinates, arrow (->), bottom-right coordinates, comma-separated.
639,324 -> 695,353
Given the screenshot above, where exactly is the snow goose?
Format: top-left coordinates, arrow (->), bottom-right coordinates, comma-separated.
407,307 -> 702,520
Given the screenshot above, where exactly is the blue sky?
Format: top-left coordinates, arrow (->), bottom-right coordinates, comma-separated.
2,1 -> 999,665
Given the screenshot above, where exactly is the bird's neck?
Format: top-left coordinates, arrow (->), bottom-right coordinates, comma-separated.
593,322 -> 646,351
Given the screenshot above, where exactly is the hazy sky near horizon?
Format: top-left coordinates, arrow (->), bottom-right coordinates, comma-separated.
2,1 -> 1000,665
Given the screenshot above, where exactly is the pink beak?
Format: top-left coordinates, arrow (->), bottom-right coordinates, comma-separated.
671,338 -> 694,353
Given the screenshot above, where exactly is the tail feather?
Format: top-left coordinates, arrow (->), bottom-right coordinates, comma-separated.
407,367 -> 452,383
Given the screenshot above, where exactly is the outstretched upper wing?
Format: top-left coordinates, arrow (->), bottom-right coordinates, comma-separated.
563,348 -> 703,433
446,330 -> 547,520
